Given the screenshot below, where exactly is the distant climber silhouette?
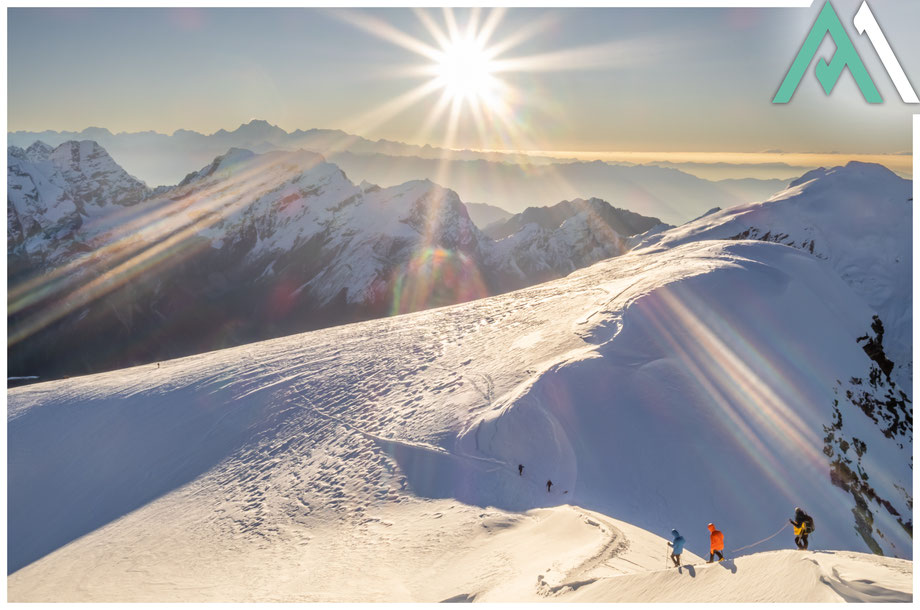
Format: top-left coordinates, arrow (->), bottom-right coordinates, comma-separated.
546,480 -> 553,492
518,464 -> 524,476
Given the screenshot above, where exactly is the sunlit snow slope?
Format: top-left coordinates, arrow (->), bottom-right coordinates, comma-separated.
635,161 -> 912,391
8,228 -> 910,600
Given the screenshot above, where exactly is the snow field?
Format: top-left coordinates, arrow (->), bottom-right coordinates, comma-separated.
7,177 -> 913,601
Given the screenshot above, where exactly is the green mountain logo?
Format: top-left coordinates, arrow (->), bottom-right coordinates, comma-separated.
774,1 -> 918,104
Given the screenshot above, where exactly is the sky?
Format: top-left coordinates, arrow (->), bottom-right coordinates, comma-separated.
7,3 -> 920,156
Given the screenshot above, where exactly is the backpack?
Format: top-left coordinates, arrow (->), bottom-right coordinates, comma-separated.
804,514 -> 815,534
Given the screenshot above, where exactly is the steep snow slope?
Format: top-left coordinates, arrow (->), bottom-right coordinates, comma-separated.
7,236 -> 910,600
461,243 -> 911,558
634,162 -> 912,391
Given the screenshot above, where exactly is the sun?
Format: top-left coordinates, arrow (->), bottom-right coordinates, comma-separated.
434,37 -> 497,105
335,7 -> 632,154
334,7 -> 609,153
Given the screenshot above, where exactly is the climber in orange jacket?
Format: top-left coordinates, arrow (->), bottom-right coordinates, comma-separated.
707,523 -> 725,563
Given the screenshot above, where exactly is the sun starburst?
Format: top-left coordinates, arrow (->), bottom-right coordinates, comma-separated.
330,8 -> 545,154
433,36 -> 498,106
330,7 -> 643,162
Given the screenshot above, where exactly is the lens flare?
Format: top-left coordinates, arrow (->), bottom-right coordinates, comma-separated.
390,248 -> 489,316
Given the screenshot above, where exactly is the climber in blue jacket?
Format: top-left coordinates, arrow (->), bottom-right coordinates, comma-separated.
668,529 -> 686,567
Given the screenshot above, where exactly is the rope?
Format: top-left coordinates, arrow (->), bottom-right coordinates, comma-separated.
731,522 -> 790,553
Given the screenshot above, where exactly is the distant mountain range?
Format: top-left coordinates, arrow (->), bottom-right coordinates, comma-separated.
8,120 -> 785,224
8,120 -> 552,189
8,140 -> 664,381
324,150 -> 785,225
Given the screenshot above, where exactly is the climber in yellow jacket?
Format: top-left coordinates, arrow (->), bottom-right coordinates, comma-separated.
790,507 -> 815,550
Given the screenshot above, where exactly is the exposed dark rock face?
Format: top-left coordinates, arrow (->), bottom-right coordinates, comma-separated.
729,227 -> 820,257
823,316 -> 912,555
857,315 -> 895,378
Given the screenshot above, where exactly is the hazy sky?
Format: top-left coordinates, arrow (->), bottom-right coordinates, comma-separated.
8,3 -> 919,155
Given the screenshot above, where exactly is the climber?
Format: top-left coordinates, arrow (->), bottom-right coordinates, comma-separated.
707,523 -> 725,563
668,529 -> 685,567
790,507 -> 815,550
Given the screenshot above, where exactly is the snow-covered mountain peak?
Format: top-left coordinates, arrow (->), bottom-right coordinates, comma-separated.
178,147 -> 259,186
25,140 -> 53,162
8,140 -> 153,269
373,178 -> 458,212
229,118 -> 287,140
47,140 -> 148,208
366,179 -> 478,244
178,147 -> 335,190
787,160 -> 903,190
222,146 -> 258,160
563,196 -> 607,208
358,179 -> 381,193
49,139 -> 107,166
633,162 -> 912,390
637,161 -> 910,260
760,162 -> 907,223
485,196 -> 662,242
79,126 -> 114,140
